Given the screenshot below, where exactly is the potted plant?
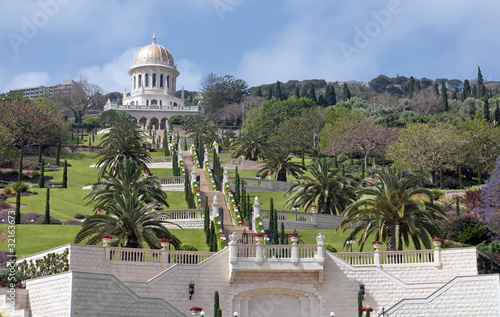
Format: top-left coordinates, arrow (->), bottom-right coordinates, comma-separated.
432,238 -> 443,249
189,306 -> 203,316
310,204 -> 317,212
288,234 -> 301,245
362,307 -> 373,316
238,221 -> 244,227
159,238 -> 170,250
372,240 -> 383,251
253,233 -> 264,244
101,235 -> 112,246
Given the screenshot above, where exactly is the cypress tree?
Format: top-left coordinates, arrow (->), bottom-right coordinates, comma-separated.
214,291 -> 220,317
62,160 -> 68,188
308,84 -> 317,103
478,66 -> 486,98
38,144 -> 43,163
325,85 -> 337,105
210,221 -> 217,252
44,188 -> 51,224
267,85 -> 273,100
269,198 -> 275,233
301,148 -> 305,166
55,143 -> 60,166
451,90 -> 458,100
342,83 -> 351,100
88,137 -> 91,146
92,132 -> 95,143
433,82 -> 439,96
456,195 -> 460,216
414,78 -> 421,91
15,191 -> 21,224
275,81 -> 282,101
462,79 -> 471,101
441,80 -> 448,112
300,86 -> 308,98
279,222 -> 285,245
204,197 -> 210,235
317,95 -> 326,106
294,87 -> 300,99
408,76 -> 415,98
240,181 -> 246,220
483,98 -> 490,121
334,155 -> 338,168
494,101 -> 500,125
366,309 -> 371,317
472,85 -> 478,98
257,86 -> 262,97
234,167 -> 240,205
183,138 -> 188,151
39,159 -> 45,188
217,308 -> 222,317
358,291 -> 363,317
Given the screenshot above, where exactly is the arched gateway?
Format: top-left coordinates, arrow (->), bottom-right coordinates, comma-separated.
104,34 -> 204,125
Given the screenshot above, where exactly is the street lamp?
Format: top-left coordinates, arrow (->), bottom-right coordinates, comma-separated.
234,312 -> 239,317
330,312 -> 335,317
379,307 -> 389,317
346,236 -> 355,252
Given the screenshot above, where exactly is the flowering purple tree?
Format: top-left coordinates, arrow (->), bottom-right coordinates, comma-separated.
478,158 -> 500,237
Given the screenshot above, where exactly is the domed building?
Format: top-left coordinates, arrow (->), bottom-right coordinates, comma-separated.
104,34 -> 203,129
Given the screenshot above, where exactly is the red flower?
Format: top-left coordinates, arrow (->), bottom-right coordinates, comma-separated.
362,307 -> 373,312
288,234 -> 300,238
372,241 -> 383,245
101,235 -> 112,239
218,232 -> 225,235
432,238 -> 443,243
158,238 -> 170,243
253,233 -> 264,237
238,221 -> 244,225
189,306 -> 203,312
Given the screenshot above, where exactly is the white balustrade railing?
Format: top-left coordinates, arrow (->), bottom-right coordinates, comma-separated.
380,250 -> 434,265
158,176 -> 184,185
236,244 -> 257,258
108,247 -> 215,265
235,244 -> 318,259
298,245 -> 317,258
261,210 -> 313,222
333,252 -> 375,265
160,209 -> 204,220
264,245 -> 292,259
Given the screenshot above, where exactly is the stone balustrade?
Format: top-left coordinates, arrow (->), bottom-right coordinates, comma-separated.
333,249 -> 439,267
160,209 -> 204,220
108,247 -> 215,265
158,176 -> 184,185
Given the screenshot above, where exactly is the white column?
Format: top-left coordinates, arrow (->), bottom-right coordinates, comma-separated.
223,167 -> 229,184
229,232 -> 238,265
191,169 -> 197,185
212,196 -> 220,218
316,233 -> 325,266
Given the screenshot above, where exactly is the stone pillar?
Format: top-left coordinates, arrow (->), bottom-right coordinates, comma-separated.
212,196 -> 220,219
291,244 -> 299,265
204,150 -> 209,164
223,167 -> 229,185
256,243 -> 263,265
191,169 -> 197,185
161,249 -> 169,264
374,249 -> 381,267
434,248 -> 441,267
252,196 -> 261,230
178,151 -> 183,161
229,233 -> 238,265
316,233 -> 325,266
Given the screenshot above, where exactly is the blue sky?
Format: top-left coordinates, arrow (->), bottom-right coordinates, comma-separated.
1,0 -> 500,94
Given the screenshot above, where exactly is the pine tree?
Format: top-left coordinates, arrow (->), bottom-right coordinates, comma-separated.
275,81 -> 282,100
214,291 -> 220,317
55,143 -> 60,166
294,87 -> 300,99
441,80 -> 449,112
483,98 -> 491,121
413,78 -> 421,92
433,82 -> 439,96
308,84 -> 317,103
342,83 -> 351,101
15,191 -> 21,224
44,188 -> 51,224
494,101 -> 500,125
317,95 -> 326,107
62,160 -> 68,188
267,85 -> 273,100
257,86 -> 262,97
462,79 -> 471,101
478,66 -> 486,98
39,159 -> 45,188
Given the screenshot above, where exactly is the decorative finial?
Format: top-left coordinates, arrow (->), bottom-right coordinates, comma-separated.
152,33 -> 156,44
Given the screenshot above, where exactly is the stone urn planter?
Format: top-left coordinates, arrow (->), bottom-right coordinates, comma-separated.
289,235 -> 300,245
432,239 -> 443,249
255,236 -> 264,244
372,241 -> 383,251
189,307 -> 203,316
159,239 -> 170,250
101,235 -> 112,247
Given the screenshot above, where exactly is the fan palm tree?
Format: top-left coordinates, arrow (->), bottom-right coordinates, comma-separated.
284,158 -> 357,214
75,187 -> 180,249
231,131 -> 269,161
338,166 -> 448,251
257,147 -> 304,182
85,158 -> 168,213
95,120 -> 152,177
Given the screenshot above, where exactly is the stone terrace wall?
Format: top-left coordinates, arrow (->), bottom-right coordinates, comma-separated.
26,273 -> 72,317
261,212 -> 342,230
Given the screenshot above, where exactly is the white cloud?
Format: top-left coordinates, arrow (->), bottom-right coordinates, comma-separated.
77,47 -> 139,93
176,59 -> 203,91
4,71 -> 50,91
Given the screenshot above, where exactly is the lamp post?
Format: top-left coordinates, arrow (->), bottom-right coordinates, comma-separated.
330,312 -> 335,317
234,312 -> 239,317
346,236 -> 355,253
379,307 -> 389,317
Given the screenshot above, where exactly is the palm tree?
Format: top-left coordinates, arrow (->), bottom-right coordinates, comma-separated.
75,187 -> 180,249
231,131 -> 269,161
338,167 -> 447,251
284,158 -> 357,214
257,147 -> 304,182
183,116 -> 219,145
85,158 -> 168,213
98,110 -> 134,128
95,120 -> 152,177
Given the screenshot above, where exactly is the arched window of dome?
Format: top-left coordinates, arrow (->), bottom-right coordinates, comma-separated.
146,100 -> 149,105
160,74 -> 164,88
145,74 -> 149,87
130,101 -> 134,106
152,74 -> 156,87
138,75 -> 142,87
160,100 -> 162,106
173,102 -> 177,107
151,99 -> 157,105
167,75 -> 170,88
133,76 -> 136,90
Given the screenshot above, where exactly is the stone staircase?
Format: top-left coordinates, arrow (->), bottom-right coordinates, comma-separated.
0,290 -> 30,317
180,150 -> 254,238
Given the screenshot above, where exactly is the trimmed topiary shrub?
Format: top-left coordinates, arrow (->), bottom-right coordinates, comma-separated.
324,243 -> 337,253
180,243 -> 198,251
74,213 -> 86,219
12,181 -> 28,193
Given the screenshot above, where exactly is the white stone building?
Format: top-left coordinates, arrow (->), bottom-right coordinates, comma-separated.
104,35 -> 203,129
4,237 -> 500,316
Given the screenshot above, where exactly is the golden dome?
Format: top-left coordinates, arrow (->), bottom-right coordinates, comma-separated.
133,35 -> 174,66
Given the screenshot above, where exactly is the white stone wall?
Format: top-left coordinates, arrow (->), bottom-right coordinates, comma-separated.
26,273 -> 72,317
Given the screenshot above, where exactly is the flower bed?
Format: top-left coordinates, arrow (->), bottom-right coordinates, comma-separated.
0,191 -> 39,200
